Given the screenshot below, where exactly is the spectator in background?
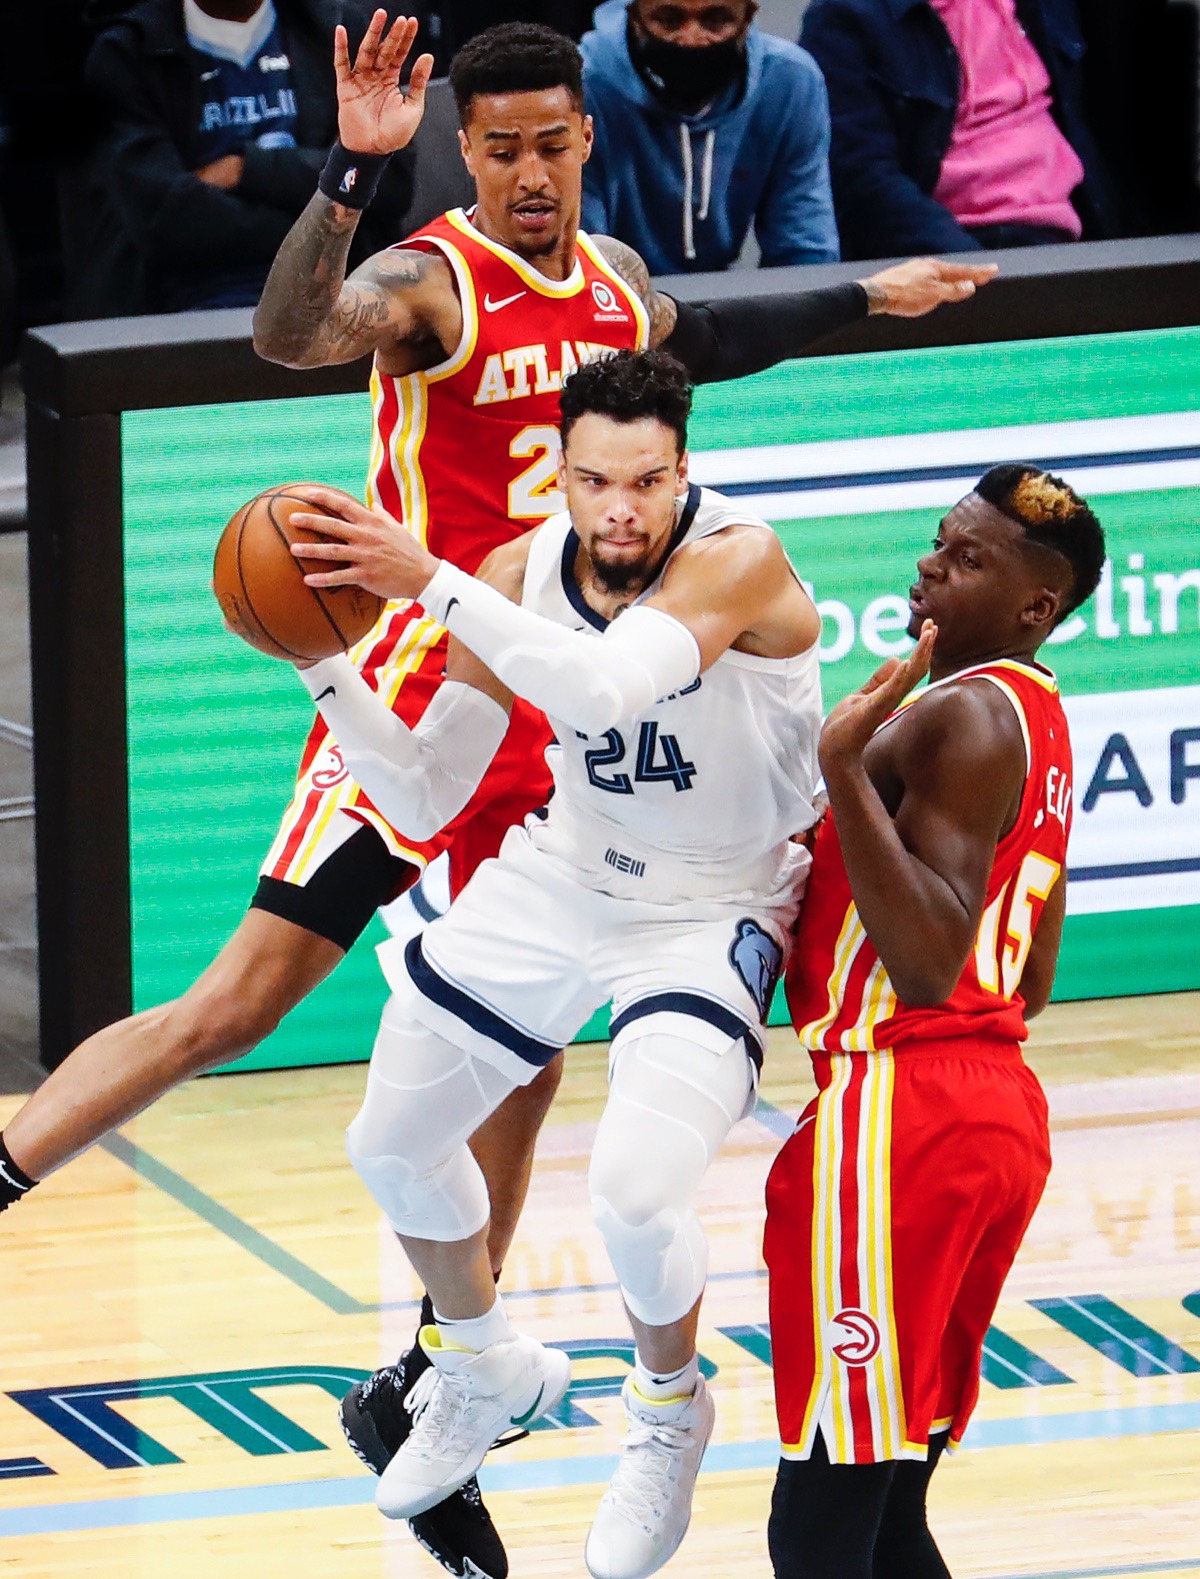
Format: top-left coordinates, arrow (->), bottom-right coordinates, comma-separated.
437,3 -> 596,52
801,0 -> 1118,261
581,0 -> 839,273
74,0 -> 414,316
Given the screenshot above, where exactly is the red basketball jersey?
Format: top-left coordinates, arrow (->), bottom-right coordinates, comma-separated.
365,206 -> 649,574
788,659 -> 1073,1051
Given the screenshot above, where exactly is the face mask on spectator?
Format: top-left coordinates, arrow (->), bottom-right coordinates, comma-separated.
629,5 -> 749,111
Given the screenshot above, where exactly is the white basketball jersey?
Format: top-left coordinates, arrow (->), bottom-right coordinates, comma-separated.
519,484 -> 823,904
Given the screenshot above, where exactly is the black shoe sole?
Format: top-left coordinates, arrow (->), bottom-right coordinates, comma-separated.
340,1386 -> 393,1476
340,1380 -> 509,1579
410,1521 -> 507,1579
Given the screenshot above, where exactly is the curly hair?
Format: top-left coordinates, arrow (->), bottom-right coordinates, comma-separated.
559,349 -> 694,453
449,23 -> 584,123
975,463 -> 1106,618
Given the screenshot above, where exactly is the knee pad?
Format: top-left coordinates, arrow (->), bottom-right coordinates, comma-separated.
591,1192 -> 708,1326
345,1122 -> 489,1243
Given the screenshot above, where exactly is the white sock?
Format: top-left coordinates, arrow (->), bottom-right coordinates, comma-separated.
633,1351 -> 699,1404
433,1293 -> 512,1353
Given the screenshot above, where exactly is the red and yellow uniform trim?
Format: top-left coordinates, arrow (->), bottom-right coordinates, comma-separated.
782,1049 -> 921,1463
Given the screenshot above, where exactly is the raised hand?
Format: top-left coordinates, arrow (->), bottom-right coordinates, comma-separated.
860,258 -> 999,318
818,620 -> 937,777
334,10 -> 434,156
289,486 -> 441,602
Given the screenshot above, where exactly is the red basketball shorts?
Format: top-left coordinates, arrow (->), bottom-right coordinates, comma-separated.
764,1037 -> 1051,1464
261,611 -> 553,901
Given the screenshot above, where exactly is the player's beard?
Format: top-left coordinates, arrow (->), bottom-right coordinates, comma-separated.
590,536 -> 662,595
591,557 -> 652,594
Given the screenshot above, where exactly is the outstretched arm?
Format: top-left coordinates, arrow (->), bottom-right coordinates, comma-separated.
293,542 -> 522,838
285,494 -> 805,736
818,640 -> 1029,1005
592,235 -> 998,383
253,11 -> 445,368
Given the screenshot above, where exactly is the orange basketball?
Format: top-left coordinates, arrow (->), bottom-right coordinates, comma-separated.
212,484 -> 385,662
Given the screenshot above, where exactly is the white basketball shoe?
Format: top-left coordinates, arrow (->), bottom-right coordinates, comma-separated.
585,1375 -> 716,1579
375,1326 -> 572,1520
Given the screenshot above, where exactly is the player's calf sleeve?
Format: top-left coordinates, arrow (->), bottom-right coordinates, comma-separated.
591,1194 -> 709,1327
0,1136 -> 36,1212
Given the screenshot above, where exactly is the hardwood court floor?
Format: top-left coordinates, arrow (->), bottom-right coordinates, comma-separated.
2,991 -> 1198,1579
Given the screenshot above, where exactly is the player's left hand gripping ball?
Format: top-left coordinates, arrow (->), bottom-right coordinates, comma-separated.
290,486 -> 442,604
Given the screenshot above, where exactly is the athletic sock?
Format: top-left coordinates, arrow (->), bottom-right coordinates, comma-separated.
433,1293 -> 512,1353
400,1293 -> 439,1386
633,1351 -> 699,1404
0,1136 -> 36,1212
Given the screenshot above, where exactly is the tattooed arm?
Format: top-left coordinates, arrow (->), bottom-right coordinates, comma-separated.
592,234 -> 996,382
252,196 -> 455,369
592,235 -> 679,346
252,11 -> 451,370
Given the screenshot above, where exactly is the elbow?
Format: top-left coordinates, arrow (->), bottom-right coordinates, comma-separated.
889,972 -> 955,1009
251,308 -> 286,365
251,305 -> 321,369
568,688 -> 645,739
404,813 -> 447,842
373,799 -> 446,843
1020,974 -> 1055,1021
885,949 -> 968,1009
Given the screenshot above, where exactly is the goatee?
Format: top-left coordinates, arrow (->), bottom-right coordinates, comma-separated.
591,559 -> 650,595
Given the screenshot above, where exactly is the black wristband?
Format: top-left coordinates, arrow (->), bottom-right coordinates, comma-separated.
318,141 -> 390,210
0,1135 -> 36,1211
665,283 -> 869,385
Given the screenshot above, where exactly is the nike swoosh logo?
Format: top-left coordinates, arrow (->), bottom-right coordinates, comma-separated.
509,1382 -> 545,1427
483,290 -> 526,313
444,597 -> 460,617
315,686 -> 336,702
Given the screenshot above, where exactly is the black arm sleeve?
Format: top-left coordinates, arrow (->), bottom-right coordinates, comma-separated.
662,282 -> 869,384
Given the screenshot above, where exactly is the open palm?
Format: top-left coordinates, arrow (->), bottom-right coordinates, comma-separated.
335,10 -> 434,156
818,620 -> 937,775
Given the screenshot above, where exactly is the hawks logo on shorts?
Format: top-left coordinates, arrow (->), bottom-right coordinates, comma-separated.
767,660 -> 1066,1464
264,211 -> 648,889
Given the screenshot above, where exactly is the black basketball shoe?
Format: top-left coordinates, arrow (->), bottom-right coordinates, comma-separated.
341,1348 -> 509,1579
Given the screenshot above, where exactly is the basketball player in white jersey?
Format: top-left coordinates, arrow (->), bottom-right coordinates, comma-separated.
283,348 -> 823,1579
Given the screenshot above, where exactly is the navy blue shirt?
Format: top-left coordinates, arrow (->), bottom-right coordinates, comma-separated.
188,0 -> 298,165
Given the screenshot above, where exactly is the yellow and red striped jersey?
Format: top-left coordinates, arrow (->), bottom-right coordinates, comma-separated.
264,211 -> 648,878
365,207 -> 649,575
787,659 -> 1073,1052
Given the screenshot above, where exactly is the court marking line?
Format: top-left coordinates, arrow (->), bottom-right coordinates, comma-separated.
2,1401 -> 1198,1538
100,1133 -> 370,1316
101,1130 -> 768,1315
101,1103 -> 796,1317
99,1114 -> 1194,1319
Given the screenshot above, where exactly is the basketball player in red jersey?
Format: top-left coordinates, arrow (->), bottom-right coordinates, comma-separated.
0,17 -> 993,1575
764,466 -> 1105,1578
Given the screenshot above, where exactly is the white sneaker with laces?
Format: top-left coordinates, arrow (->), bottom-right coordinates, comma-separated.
585,1375 -> 715,1579
375,1325 -> 572,1520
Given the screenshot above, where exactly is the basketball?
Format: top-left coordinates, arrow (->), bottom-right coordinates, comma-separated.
212,484 -> 386,662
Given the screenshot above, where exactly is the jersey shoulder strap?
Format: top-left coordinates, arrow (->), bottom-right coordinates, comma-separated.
520,510 -> 574,612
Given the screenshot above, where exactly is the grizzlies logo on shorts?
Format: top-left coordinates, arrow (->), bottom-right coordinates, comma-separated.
729,918 -> 784,1022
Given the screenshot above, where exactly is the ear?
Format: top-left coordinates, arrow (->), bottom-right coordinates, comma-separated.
581,112 -> 594,166
557,446 -> 570,494
1022,587 -> 1062,631
676,448 -> 689,490
457,126 -> 474,175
